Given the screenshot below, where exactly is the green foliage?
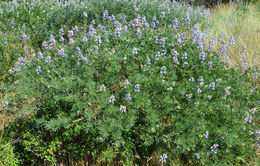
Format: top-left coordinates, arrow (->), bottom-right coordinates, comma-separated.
0,0 -> 54,81
0,142 -> 19,166
0,0 -> 209,82
0,0 -> 259,165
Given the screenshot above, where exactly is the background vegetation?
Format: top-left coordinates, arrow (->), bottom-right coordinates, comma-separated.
209,0 -> 260,70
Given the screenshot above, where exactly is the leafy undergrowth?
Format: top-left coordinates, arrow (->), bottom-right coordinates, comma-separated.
0,0 -> 259,165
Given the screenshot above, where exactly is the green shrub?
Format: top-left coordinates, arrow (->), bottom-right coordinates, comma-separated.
0,0 -> 55,81
1,0 -> 259,165
0,0 -> 209,82
0,142 -> 19,166
34,0 -> 210,48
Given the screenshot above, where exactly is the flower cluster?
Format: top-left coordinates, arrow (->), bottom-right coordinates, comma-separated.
2,101 -> 8,110
244,108 -> 256,123
108,95 -> 116,104
210,144 -> 219,154
158,153 -> 168,163
119,105 -> 126,113
100,84 -> 106,92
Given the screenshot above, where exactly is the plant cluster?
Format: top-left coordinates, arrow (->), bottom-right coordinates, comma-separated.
0,0 -> 259,165
0,142 -> 19,166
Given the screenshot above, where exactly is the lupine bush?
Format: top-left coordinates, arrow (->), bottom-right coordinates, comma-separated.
0,0 -> 56,81
0,0 -> 209,82
0,0 -> 259,165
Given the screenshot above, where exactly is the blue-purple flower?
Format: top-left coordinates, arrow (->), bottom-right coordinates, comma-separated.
57,48 -> 66,57
80,56 -> 88,64
198,51 -> 206,62
82,36 -> 88,43
99,84 -> 106,92
215,79 -> 222,83
167,87 -> 173,91
17,56 -> 28,66
160,11 -> 166,18
42,41 -> 48,49
188,77 -> 194,82
182,52 -> 188,59
203,131 -> 209,138
208,61 -> 213,73
229,36 -> 236,47
159,38 -> 166,48
108,95 -> 116,104
103,10 -> 109,20
115,26 -> 123,38
134,84 -> 140,92
136,28 -> 142,39
36,66 -> 42,75
132,47 -> 138,55
197,88 -> 202,93
125,93 -> 132,101
59,28 -> 64,41
68,30 -> 73,38
88,25 -> 97,37
249,108 -> 256,114
198,77 -> 204,87
119,105 -> 126,113
2,101 -> 8,110
158,153 -> 168,163
251,73 -> 258,79
244,114 -> 253,123
152,16 -> 157,22
240,55 -> 248,71
196,154 -> 200,159
172,18 -> 179,30
208,82 -> 215,90
151,22 -> 156,28
240,45 -> 247,55
154,36 -> 158,43
45,56 -> 51,63
83,11 -> 88,18
172,49 -> 179,64
183,62 -> 188,67
186,93 -> 192,98
73,26 -> 79,35
224,87 -> 231,97
123,79 -> 130,89
133,5 -> 139,12
22,34 -> 29,43
160,66 -> 167,75
49,34 -> 56,43
210,144 -> 219,154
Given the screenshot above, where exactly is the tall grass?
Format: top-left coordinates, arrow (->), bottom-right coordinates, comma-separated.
209,1 -> 260,70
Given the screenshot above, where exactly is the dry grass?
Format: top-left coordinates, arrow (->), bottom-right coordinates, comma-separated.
0,88 -> 17,141
209,1 -> 260,70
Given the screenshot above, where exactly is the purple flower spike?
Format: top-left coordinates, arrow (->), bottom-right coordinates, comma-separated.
158,153 -> 168,163
119,105 -> 126,113
125,93 -> 132,101
108,95 -> 116,104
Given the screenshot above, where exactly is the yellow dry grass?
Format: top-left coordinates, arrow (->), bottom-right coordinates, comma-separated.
209,2 -> 260,70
